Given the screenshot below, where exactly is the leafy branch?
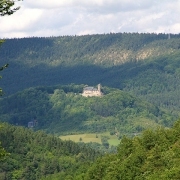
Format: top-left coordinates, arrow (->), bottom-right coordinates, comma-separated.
0,0 -> 22,16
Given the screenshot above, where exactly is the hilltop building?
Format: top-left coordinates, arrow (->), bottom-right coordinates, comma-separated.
28,119 -> 38,128
82,84 -> 102,97
28,121 -> 34,128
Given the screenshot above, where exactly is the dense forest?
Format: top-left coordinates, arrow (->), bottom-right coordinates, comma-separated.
0,123 -> 101,180
81,120 -> 180,180
0,84 -> 175,136
1,120 -> 180,179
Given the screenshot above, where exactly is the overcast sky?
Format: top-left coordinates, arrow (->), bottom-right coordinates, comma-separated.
0,0 -> 180,38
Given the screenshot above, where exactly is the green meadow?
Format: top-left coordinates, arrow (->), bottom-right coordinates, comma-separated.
60,133 -> 121,146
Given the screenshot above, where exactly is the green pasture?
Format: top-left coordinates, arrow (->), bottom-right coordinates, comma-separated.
60,133 -> 121,146
108,139 -> 121,146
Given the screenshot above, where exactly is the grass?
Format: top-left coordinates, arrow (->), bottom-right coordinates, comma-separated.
60,133 -> 101,143
60,133 -> 121,146
108,139 -> 120,146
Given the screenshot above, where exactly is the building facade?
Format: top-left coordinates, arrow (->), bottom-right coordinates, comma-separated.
82,84 -> 102,97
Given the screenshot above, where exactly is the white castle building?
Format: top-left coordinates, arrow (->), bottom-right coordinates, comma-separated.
82,84 -> 102,97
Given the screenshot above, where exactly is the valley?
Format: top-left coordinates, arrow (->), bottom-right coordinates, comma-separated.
1,32 -> 180,179
1,32 -> 180,144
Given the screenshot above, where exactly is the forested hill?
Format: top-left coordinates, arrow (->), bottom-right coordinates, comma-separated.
0,85 -> 175,135
1,33 -> 180,68
0,33 -> 180,95
1,33 -> 180,119
0,123 -> 101,180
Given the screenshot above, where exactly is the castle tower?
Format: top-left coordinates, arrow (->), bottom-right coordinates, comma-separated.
98,84 -> 101,93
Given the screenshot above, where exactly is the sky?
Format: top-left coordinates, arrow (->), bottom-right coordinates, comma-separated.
0,0 -> 180,38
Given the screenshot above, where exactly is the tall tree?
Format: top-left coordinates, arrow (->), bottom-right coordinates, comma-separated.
0,0 -> 22,159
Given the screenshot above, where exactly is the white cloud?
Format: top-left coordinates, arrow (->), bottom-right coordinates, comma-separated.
0,8 -> 43,31
171,23 -> 180,34
0,0 -> 180,38
23,0 -> 172,13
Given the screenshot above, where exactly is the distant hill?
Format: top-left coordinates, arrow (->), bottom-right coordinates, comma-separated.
0,33 -> 180,126
1,33 -> 180,69
0,33 -> 180,94
0,32 -> 180,128
0,85 -> 175,136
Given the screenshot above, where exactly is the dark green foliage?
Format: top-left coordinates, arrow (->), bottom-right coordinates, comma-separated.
0,64 -> 9,96
78,142 -> 117,154
0,123 -> 101,180
83,120 -> 180,180
122,52 -> 180,118
0,84 -> 170,135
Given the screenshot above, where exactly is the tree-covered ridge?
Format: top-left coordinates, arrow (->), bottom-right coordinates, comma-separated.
122,51 -> 180,116
0,123 -> 101,180
0,33 -> 180,110
0,33 -> 180,68
82,120 -> 180,180
0,85 -> 174,135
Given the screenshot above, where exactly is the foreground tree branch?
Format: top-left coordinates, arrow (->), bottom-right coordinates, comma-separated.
0,0 -> 22,16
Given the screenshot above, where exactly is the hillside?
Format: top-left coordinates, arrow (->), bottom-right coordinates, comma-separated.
80,120 -> 180,180
1,33 -> 180,69
1,119 -> 180,180
0,33 -> 180,116
0,123 -> 101,180
0,85 -> 175,136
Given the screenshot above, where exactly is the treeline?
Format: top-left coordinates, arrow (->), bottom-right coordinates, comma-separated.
0,84 -> 175,135
1,33 -> 179,67
0,123 -> 101,180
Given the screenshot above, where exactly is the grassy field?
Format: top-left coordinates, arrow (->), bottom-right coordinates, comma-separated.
60,133 -> 121,146
108,139 -> 121,146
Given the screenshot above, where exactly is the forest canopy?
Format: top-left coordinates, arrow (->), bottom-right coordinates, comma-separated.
1,120 -> 180,179
0,84 -> 173,136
